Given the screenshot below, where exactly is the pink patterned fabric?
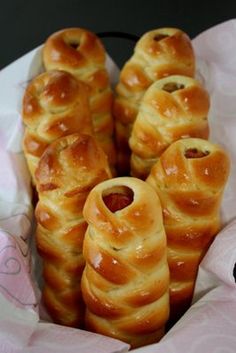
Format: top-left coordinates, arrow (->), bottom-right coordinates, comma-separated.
0,230 -> 37,310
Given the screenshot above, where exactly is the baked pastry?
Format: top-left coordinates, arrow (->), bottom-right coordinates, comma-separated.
81,176 -> 170,348
146,138 -> 230,323
129,75 -> 210,179
22,70 -> 93,183
113,27 -> 195,175
35,133 -> 111,327
42,27 -> 116,174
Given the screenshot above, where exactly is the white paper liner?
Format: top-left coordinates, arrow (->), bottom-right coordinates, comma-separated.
0,19 -> 236,353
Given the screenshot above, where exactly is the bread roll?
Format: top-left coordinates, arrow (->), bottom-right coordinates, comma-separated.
129,75 -> 210,179
81,177 -> 170,348
146,138 -> 230,323
42,28 -> 116,174
22,70 -> 92,183
113,27 -> 195,175
35,133 -> 111,327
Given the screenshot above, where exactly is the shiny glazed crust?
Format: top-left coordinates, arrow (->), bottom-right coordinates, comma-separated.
113,27 -> 195,175
129,75 -> 210,179
146,138 -> 230,322
22,70 -> 93,182
81,177 -> 170,348
35,133 -> 111,327
43,27 -> 116,173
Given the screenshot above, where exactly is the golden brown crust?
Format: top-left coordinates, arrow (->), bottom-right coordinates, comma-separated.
146,138 -> 230,323
22,70 -> 93,182
43,28 -> 105,71
81,177 -> 169,348
43,27 -> 116,173
129,75 -> 210,179
35,133 -> 111,327
113,27 -> 195,175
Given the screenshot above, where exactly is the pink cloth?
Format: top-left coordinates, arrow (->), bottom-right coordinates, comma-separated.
0,230 -> 37,310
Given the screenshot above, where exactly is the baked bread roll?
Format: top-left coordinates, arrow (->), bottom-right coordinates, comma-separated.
81,177 -> 170,348
22,70 -> 92,183
113,27 -> 195,175
129,75 -> 210,179
146,138 -> 230,323
35,133 -> 111,327
42,27 -> 116,174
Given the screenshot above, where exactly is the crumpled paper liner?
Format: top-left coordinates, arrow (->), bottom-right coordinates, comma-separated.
0,19 -> 236,353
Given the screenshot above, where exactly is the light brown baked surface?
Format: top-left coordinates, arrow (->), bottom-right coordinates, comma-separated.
146,138 -> 230,322
113,27 -> 195,175
129,75 -> 210,179
35,133 -> 111,327
43,27 -> 116,173
81,176 -> 170,348
22,70 -> 93,182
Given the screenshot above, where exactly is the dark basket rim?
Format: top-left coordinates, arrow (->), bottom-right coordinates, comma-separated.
97,31 -> 140,42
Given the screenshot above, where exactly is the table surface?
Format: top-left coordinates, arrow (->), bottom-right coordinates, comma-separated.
0,0 -> 236,70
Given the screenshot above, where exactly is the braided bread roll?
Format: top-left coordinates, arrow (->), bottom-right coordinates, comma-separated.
81,177 -> 170,348
22,69 -> 93,183
113,27 -> 195,175
129,75 -> 210,179
35,133 -> 111,327
146,138 -> 230,323
42,28 -> 116,174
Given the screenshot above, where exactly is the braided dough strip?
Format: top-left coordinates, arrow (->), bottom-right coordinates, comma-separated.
146,138 -> 230,322
113,27 -> 195,175
129,75 -> 210,179
22,70 -> 92,183
43,28 -> 116,174
35,133 -> 111,327
81,176 -> 170,348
